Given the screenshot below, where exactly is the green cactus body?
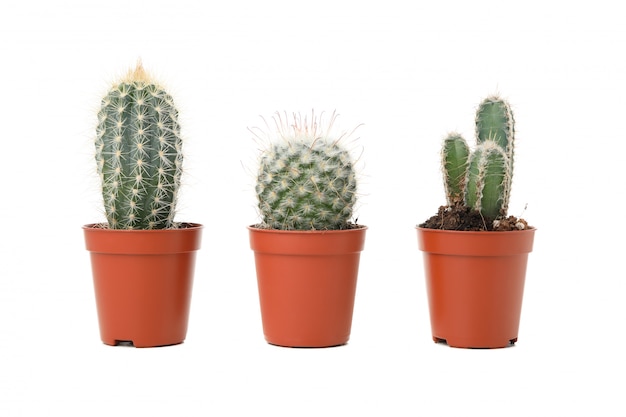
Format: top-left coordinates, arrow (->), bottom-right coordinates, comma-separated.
255,112 -> 358,230
440,95 -> 516,219
465,141 -> 510,218
441,133 -> 470,205
95,63 -> 183,229
475,96 -> 515,152
475,95 -> 515,189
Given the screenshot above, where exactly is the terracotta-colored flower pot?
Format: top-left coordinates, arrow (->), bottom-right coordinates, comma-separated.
83,223 -> 203,347
248,226 -> 367,348
417,227 -> 535,348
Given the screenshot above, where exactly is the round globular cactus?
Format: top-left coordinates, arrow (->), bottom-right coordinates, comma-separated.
253,111 -> 359,230
440,94 -> 515,219
95,62 -> 183,229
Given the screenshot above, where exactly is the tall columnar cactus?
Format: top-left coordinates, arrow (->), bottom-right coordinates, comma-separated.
465,140 -> 510,218
95,62 -> 183,229
441,133 -> 470,205
254,111 -> 358,230
441,95 -> 515,219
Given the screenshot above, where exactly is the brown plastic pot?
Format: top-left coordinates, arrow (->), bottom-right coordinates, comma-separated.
248,226 -> 367,348
83,223 -> 202,347
417,227 -> 535,348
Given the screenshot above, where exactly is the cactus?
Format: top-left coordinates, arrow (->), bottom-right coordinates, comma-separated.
475,95 -> 515,161
95,62 -> 183,229
441,95 -> 515,219
465,140 -> 510,218
441,133 -> 470,205
254,111 -> 358,230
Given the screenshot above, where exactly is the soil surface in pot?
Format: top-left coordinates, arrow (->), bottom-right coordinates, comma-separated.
419,201 -> 530,232
251,222 -> 365,231
85,222 -> 199,230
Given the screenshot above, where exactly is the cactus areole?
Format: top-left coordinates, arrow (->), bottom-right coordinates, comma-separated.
95,62 -> 183,230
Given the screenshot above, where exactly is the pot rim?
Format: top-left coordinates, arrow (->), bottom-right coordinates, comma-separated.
248,224 -> 367,255
417,225 -> 535,256
84,223 -> 203,254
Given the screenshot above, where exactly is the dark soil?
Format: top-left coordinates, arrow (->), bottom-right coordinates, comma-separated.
86,222 -> 201,230
419,201 -> 530,232
251,222 -> 365,231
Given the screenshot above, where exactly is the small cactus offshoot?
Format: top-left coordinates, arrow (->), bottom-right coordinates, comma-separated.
441,133 -> 470,205
95,61 -> 183,229
252,111 -> 359,230
441,95 -> 515,219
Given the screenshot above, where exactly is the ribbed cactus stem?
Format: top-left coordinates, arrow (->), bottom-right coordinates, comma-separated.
476,95 -> 515,193
465,141 -> 510,219
95,61 -> 183,229
441,133 -> 470,205
475,95 -> 515,151
254,111 -> 358,230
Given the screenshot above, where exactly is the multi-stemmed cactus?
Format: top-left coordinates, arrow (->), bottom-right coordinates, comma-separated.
95,62 -> 183,229
253,111 -> 358,230
441,95 -> 515,219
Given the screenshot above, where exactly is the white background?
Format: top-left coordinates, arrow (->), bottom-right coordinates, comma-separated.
1,0 -> 623,415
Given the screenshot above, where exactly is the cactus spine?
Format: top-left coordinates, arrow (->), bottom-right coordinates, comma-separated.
95,62 -> 183,229
441,95 -> 515,218
254,111 -> 358,230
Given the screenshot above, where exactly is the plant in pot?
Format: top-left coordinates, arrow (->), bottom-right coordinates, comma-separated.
83,61 -> 203,348
417,94 -> 536,348
248,111 -> 367,348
